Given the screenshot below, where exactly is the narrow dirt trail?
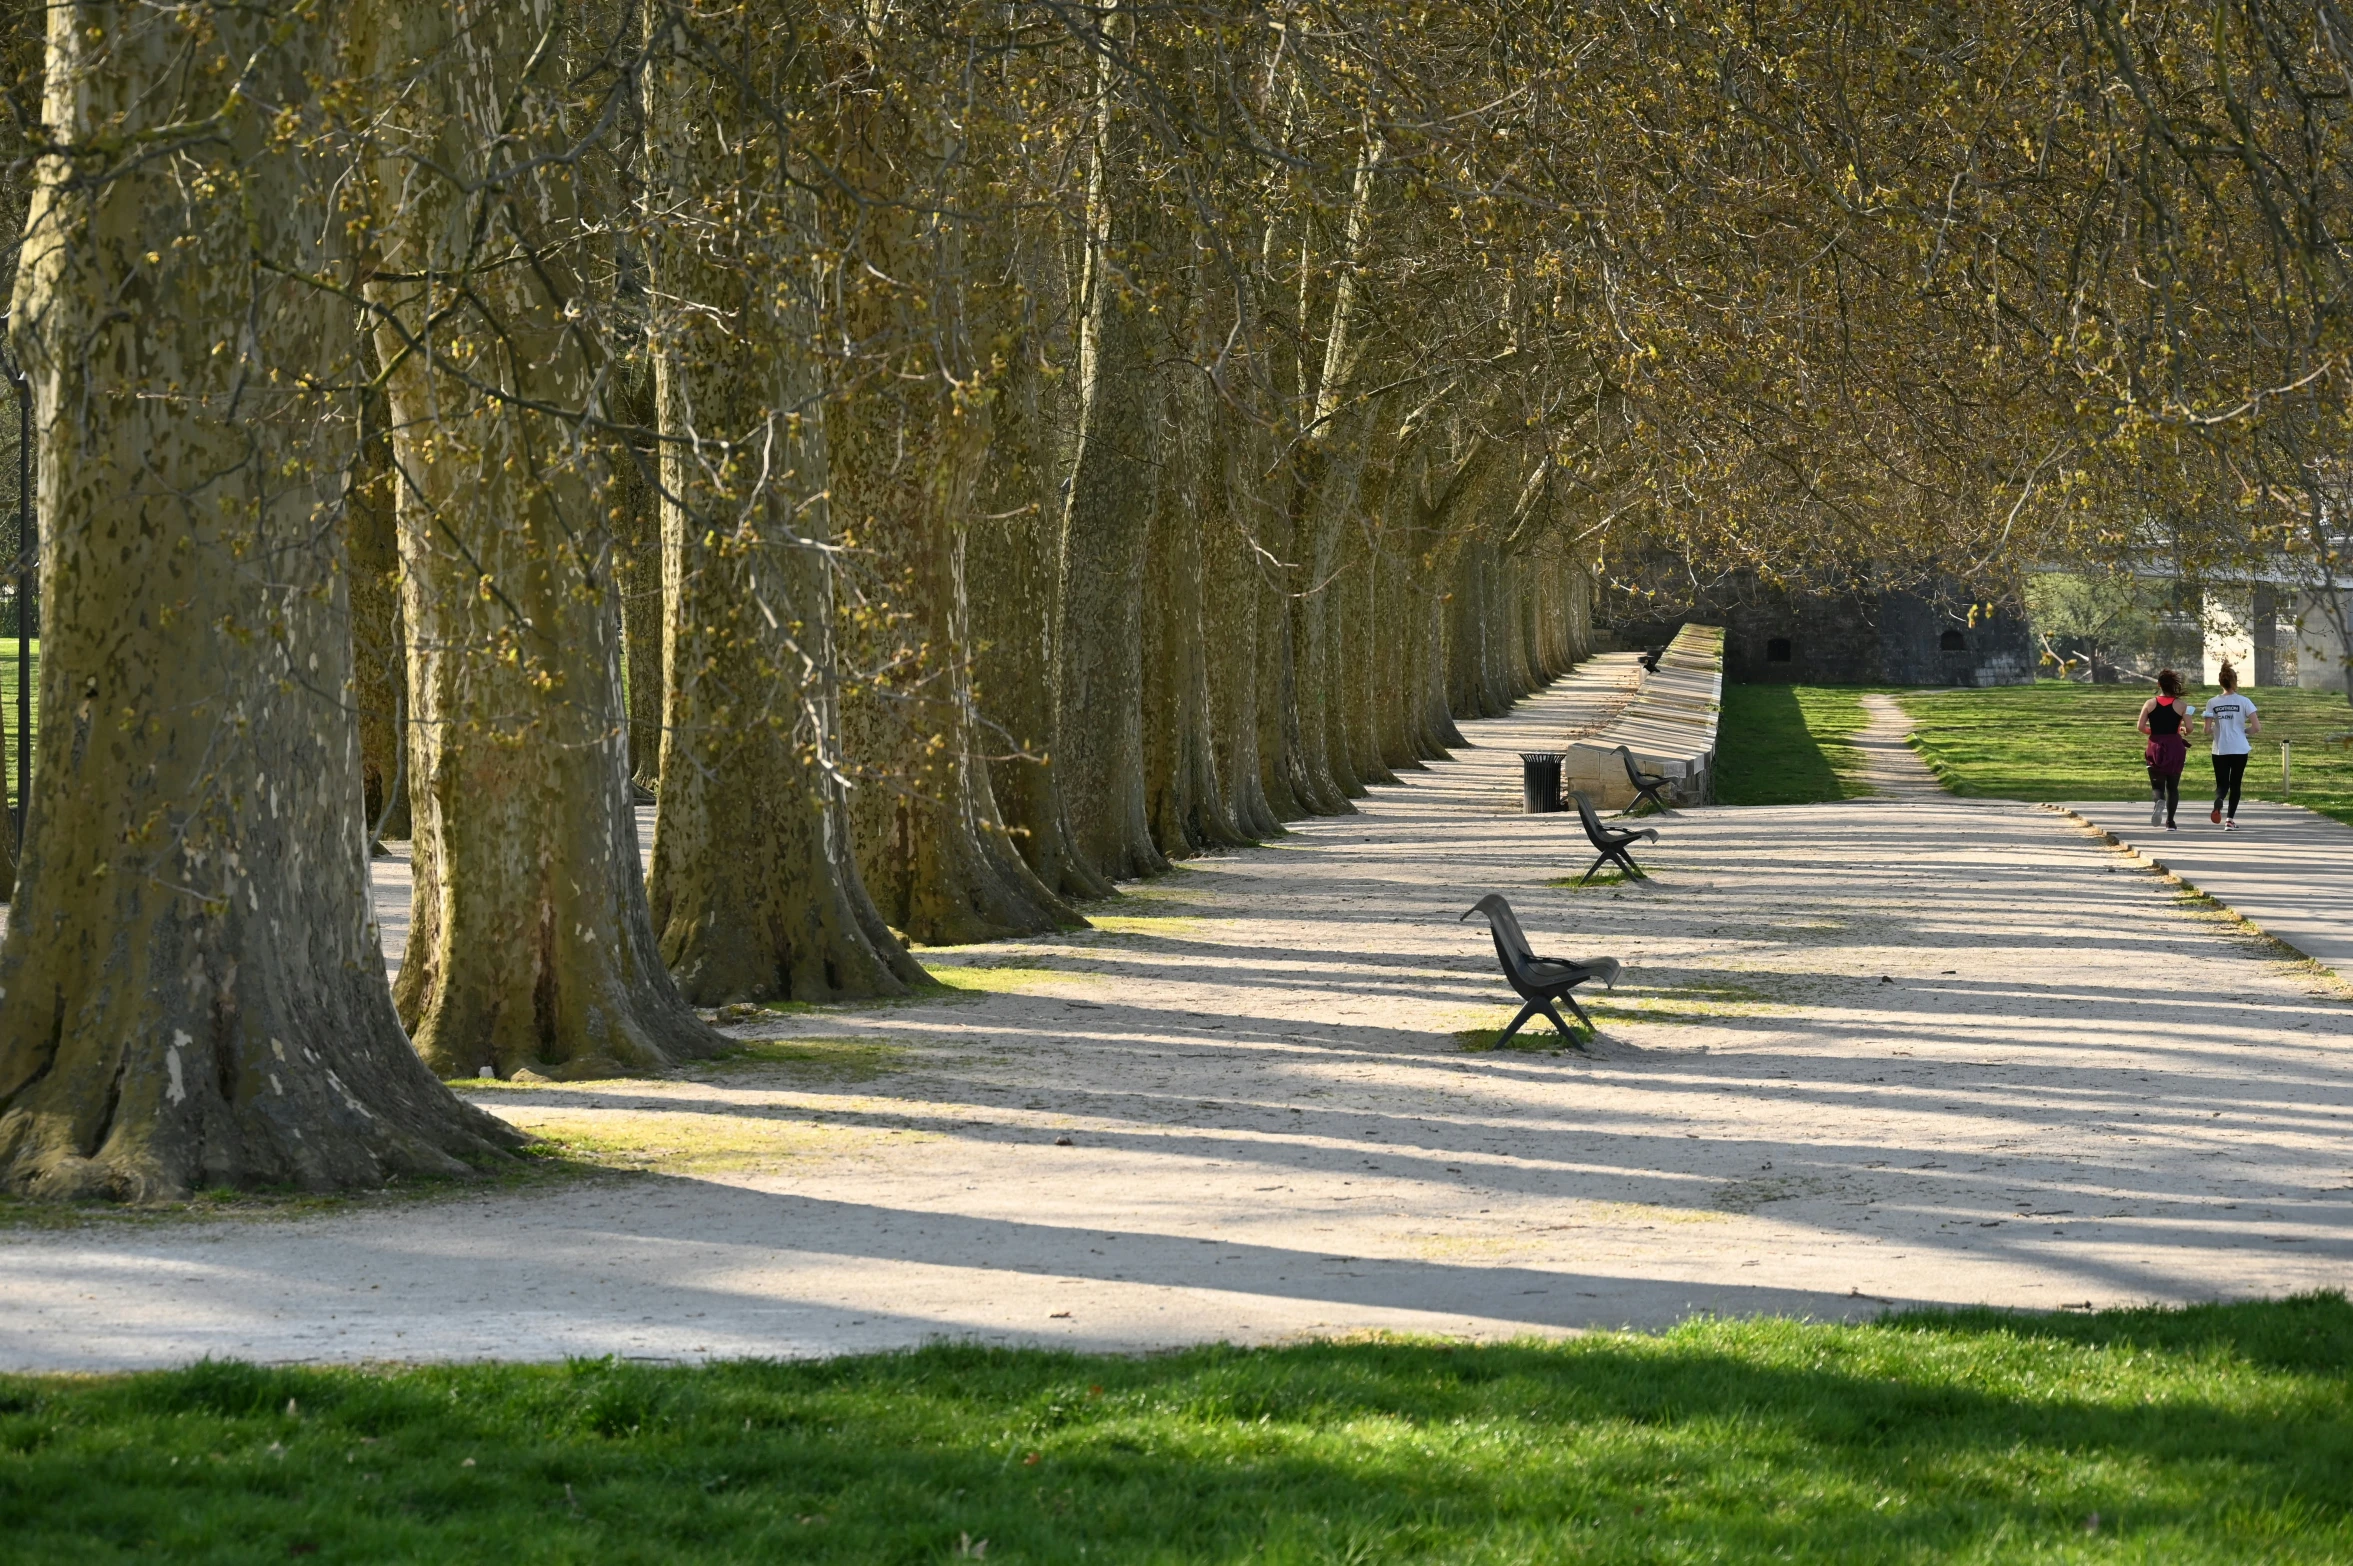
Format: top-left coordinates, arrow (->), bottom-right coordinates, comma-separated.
7,665 -> 2353,1369
1855,692 -> 1943,797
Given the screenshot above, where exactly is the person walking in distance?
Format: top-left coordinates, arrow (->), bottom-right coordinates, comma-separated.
2204,662 -> 2260,830
2139,669 -> 2193,830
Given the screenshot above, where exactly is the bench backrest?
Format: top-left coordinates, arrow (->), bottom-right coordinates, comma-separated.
1571,790 -> 1614,847
1465,894 -> 1539,983
1617,745 -> 1653,788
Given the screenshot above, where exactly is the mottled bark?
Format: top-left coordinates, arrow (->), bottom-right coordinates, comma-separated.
1370,494 -> 1424,772
1289,135 -> 1387,808
1339,511 -> 1397,787
1202,399 -> 1282,837
1288,406 -> 1381,810
1142,284 -> 1247,857
1054,33 -> 1169,884
835,372 -> 1081,943
614,364 -> 664,796
1256,500 -> 1313,821
971,402 -> 1113,901
358,0 -> 715,1078
349,335 -> 409,843
838,466 -> 1081,945
828,24 -> 1082,945
0,667 -> 13,891
968,254 -> 1114,901
0,0 -> 516,1200
964,186 -> 1098,895
637,9 -> 925,1002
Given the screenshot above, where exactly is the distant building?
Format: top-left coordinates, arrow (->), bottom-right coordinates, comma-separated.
1604,567 -> 2034,687
2203,583 -> 2351,692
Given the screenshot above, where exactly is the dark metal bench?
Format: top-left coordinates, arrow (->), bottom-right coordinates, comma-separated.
1572,790 -> 1657,883
1615,745 -> 1675,815
1460,893 -> 1623,1045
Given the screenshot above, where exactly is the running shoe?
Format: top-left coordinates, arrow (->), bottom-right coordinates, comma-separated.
2225,819 -> 2237,831
2211,808 -> 2223,824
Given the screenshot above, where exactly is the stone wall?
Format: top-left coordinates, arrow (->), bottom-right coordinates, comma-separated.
1562,624 -> 1724,808
1604,567 -> 2032,687
1876,589 -> 2036,687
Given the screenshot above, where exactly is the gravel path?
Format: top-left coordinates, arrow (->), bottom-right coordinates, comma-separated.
5,667 -> 2352,1370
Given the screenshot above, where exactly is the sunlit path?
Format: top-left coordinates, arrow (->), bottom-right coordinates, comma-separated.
6,664 -> 2352,1370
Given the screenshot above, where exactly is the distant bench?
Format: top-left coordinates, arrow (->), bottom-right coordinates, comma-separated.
1559,623 -> 1723,810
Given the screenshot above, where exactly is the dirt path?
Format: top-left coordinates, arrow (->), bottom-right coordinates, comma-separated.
1856,692 -> 1943,797
7,666 -> 2353,1369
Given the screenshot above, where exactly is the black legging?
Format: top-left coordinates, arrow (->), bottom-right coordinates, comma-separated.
2213,752 -> 2248,818
2148,766 -> 2180,824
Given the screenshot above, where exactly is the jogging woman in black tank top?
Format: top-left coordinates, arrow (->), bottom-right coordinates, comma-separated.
2138,669 -> 2192,830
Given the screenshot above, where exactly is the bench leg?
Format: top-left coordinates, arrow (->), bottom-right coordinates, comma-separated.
1560,991 -> 1598,1036
1495,998 -> 1545,1047
1608,847 -> 1647,880
1619,785 -> 1673,818
1535,997 -> 1579,1041
1577,851 -> 1613,886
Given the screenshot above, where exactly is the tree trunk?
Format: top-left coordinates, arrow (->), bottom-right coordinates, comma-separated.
968,222 -> 1115,902
0,0 -> 517,1200
357,0 -> 716,1078
1289,409 -> 1380,810
614,363 -> 664,797
349,332 -> 409,845
830,27 -> 1084,946
1258,515 -> 1314,820
1054,30 -> 1169,884
1282,134 -> 1384,813
1342,508 -> 1398,786
970,335 -> 1114,901
1142,275 -> 1247,857
634,7 -> 927,1002
1203,394 -> 1282,837
1371,487 -> 1424,772
0,667 -> 13,892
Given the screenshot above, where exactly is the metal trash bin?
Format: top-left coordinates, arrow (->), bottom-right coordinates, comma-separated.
1519,752 -> 1564,814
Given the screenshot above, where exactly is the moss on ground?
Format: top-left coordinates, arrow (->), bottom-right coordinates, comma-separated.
926,964 -> 1103,995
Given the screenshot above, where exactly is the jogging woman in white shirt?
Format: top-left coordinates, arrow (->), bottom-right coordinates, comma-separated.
2203,663 -> 2259,829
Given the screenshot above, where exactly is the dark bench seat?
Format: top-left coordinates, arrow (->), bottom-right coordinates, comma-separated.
1572,790 -> 1658,884
1461,893 -> 1623,1045
1615,745 -> 1675,815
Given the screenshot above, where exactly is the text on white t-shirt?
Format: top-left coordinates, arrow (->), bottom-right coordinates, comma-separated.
2206,692 -> 2257,756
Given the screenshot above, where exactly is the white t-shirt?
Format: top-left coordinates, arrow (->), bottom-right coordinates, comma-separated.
2205,692 -> 2257,756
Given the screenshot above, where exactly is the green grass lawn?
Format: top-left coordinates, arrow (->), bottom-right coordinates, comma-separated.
1713,684 -> 1881,805
6,1295 -> 2350,1562
0,637 -> 34,819
1902,680 -> 2353,826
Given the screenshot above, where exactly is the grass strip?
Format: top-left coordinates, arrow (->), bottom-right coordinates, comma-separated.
5,1295 -> 2349,1561
1901,680 -> 2353,826
1713,684 -> 1879,805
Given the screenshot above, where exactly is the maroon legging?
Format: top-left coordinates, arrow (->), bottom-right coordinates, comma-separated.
2147,731 -> 2188,826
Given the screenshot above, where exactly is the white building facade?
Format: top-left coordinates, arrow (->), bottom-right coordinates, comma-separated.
2202,584 -> 2352,692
